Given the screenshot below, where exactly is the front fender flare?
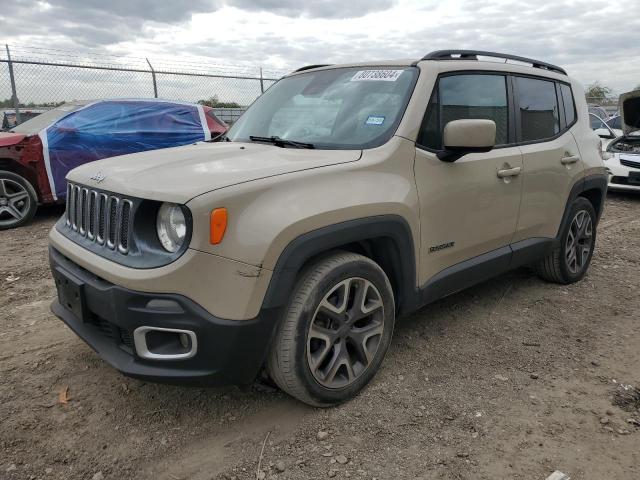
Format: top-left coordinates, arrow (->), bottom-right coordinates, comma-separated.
260,215 -> 417,314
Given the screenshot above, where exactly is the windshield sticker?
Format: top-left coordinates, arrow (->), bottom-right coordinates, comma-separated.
351,70 -> 403,82
365,115 -> 385,126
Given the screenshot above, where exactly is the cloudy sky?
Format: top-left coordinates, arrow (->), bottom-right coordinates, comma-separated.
1,0 -> 639,94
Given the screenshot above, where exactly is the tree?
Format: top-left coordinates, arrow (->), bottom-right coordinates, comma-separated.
585,82 -> 612,103
197,95 -> 241,109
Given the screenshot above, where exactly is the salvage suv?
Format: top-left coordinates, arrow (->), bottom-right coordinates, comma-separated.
49,51 -> 607,406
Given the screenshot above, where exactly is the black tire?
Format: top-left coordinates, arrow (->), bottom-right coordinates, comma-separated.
535,197 -> 597,284
0,170 -> 38,230
267,251 -> 395,407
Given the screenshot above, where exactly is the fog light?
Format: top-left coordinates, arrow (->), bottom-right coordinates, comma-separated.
133,326 -> 197,361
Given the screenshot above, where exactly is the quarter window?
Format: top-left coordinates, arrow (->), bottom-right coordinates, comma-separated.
559,83 -> 576,127
418,74 -> 509,150
515,77 -> 560,142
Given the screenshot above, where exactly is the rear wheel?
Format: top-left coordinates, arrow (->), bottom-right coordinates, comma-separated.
267,251 -> 395,407
0,170 -> 38,230
535,197 -> 596,284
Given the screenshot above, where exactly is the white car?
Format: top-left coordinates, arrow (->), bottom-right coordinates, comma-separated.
590,113 -> 622,150
603,90 -> 640,191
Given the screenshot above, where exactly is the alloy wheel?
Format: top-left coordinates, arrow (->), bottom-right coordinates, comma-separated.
0,178 -> 31,227
565,210 -> 593,275
306,277 -> 385,389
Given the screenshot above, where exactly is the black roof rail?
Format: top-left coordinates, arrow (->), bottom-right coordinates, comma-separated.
293,64 -> 332,73
421,50 -> 567,75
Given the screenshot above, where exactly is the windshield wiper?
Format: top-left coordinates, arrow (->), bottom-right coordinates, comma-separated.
249,135 -> 315,149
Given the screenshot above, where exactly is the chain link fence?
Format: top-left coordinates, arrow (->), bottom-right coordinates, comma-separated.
1,45 -> 283,126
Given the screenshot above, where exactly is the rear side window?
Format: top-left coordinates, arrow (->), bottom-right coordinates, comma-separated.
418,74 -> 509,150
515,77 -> 560,142
559,84 -> 576,127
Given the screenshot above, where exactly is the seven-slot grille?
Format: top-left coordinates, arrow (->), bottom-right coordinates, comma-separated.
620,158 -> 640,170
65,183 -> 133,254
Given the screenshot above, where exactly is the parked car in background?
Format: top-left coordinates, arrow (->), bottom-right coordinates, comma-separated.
2,109 -> 47,131
0,99 -> 228,229
590,112 -> 622,150
603,90 -> 640,191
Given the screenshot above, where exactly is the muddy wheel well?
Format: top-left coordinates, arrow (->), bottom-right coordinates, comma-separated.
0,158 -> 41,201
579,187 -> 605,217
334,239 -> 405,311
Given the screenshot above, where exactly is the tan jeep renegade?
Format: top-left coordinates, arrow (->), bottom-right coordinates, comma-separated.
49,50 -> 608,406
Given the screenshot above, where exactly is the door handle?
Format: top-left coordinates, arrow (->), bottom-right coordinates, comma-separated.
561,155 -> 580,165
497,166 -> 522,178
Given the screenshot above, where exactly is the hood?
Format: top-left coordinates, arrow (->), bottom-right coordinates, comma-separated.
67,142 -> 361,203
620,90 -> 640,135
0,132 -> 26,147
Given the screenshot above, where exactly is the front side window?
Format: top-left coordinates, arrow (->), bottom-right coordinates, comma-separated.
515,77 -> 560,142
589,113 -> 606,130
227,67 -> 419,149
607,116 -> 621,130
418,74 -> 509,150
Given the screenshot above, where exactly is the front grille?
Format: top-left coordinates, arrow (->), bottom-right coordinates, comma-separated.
620,158 -> 640,170
87,313 -> 134,352
65,183 -> 133,254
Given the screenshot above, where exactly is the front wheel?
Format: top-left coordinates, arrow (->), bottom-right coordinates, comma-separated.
0,170 -> 38,230
267,251 -> 395,407
535,197 -> 597,284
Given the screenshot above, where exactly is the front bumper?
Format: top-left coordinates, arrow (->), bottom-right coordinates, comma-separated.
49,247 -> 280,386
606,154 -> 640,191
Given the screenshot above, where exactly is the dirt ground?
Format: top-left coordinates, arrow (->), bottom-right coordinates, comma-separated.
1,194 -> 639,480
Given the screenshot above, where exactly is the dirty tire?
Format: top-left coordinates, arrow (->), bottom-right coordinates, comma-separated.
536,197 -> 597,284
267,251 -> 395,407
0,170 -> 38,230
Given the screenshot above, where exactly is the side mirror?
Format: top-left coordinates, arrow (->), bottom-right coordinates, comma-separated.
438,119 -> 496,162
594,128 -> 614,139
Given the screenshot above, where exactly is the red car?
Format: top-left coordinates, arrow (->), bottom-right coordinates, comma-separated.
0,100 -> 227,229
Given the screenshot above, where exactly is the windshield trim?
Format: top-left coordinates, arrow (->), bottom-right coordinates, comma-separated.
227,65 -> 420,150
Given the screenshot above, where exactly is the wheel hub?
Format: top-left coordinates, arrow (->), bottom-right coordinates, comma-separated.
0,177 -> 31,226
565,209 -> 593,275
306,277 -> 385,389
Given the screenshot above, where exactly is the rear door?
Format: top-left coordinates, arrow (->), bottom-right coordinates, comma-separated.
511,77 -> 583,242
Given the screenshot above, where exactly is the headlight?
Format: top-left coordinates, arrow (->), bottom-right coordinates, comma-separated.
156,203 -> 187,253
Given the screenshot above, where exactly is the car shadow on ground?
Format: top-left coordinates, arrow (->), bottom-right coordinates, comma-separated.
34,203 -> 65,225
62,265 -> 538,413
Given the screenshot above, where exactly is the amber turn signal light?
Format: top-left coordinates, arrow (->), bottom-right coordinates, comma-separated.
210,208 -> 227,244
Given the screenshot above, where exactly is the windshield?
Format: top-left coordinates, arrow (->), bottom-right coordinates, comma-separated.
11,103 -> 87,134
227,66 -> 419,149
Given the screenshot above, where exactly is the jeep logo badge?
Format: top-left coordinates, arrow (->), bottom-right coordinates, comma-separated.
90,171 -> 106,183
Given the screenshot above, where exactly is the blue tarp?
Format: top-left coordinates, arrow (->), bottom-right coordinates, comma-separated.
42,100 -> 208,199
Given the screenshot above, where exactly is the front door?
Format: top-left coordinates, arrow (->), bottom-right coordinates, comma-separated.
414,72 -> 523,285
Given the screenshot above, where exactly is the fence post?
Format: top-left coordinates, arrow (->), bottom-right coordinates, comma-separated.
259,67 -> 264,94
146,58 -> 158,98
5,44 -> 21,125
